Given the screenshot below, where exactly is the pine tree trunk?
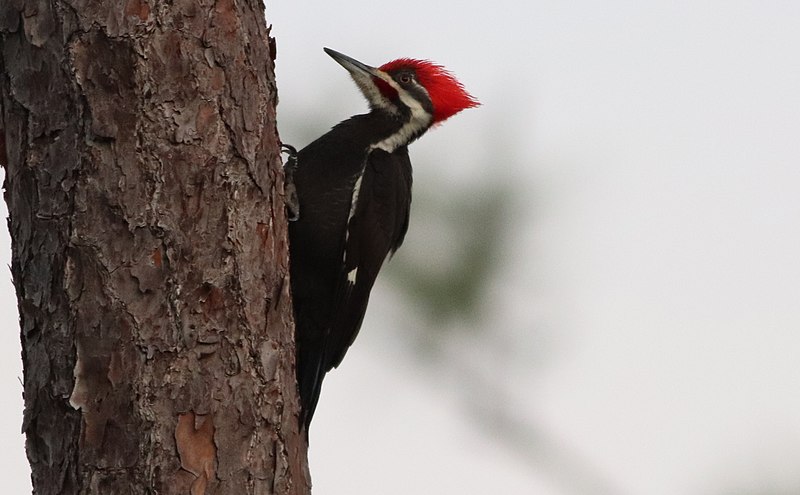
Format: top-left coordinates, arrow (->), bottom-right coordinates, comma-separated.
0,1 -> 310,493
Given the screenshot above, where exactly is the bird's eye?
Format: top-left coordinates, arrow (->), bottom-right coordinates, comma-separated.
399,73 -> 412,84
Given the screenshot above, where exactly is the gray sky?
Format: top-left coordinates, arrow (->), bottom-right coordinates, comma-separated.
3,1 -> 800,493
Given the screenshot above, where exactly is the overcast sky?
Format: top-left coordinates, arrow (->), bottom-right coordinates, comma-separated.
3,1 -> 800,493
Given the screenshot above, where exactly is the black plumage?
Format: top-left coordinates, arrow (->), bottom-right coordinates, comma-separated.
286,48 -> 477,434
290,114 -> 413,431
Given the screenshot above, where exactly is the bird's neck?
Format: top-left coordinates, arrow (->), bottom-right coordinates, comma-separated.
320,112 -> 431,159
368,104 -> 433,153
338,110 -> 430,154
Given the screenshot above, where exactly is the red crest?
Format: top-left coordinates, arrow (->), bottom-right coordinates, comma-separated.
380,58 -> 479,124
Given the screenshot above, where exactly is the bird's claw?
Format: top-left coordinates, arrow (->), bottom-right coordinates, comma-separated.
281,144 -> 300,221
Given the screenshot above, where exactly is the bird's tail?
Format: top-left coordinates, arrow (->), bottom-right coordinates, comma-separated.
296,334 -> 327,435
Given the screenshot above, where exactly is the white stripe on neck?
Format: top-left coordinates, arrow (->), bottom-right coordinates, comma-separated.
371,89 -> 432,153
368,74 -> 432,153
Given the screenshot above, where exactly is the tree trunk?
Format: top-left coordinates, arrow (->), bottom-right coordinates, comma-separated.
0,1 -> 310,493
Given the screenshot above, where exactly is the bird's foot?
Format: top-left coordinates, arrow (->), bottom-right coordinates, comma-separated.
281,144 -> 300,221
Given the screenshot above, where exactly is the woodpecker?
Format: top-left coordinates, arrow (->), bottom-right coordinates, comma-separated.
288,48 -> 478,432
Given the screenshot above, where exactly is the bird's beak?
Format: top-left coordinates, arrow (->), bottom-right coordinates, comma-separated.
324,48 -> 381,80
324,48 -> 395,111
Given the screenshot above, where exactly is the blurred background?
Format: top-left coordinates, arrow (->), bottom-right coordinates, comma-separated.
3,1 -> 800,493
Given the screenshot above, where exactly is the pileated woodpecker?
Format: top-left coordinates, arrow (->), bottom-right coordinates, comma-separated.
287,48 -> 478,431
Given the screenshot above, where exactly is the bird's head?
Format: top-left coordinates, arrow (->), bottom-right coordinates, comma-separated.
324,48 -> 479,128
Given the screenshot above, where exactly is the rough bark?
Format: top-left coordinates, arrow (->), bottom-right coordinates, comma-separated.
0,1 -> 310,493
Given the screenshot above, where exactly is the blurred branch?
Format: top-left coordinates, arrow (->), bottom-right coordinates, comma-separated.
386,177 -> 629,495
386,180 -> 510,325
460,360 -> 630,495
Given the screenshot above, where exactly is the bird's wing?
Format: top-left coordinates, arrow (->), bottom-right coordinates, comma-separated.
324,148 -> 413,371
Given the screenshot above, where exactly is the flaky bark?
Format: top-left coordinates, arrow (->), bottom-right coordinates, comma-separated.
0,1 -> 309,493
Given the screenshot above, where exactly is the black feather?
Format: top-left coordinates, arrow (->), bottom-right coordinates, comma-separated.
289,114 -> 414,433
